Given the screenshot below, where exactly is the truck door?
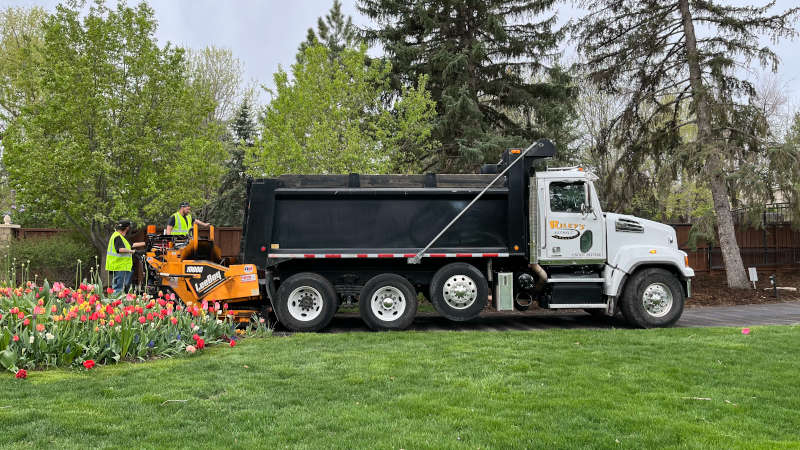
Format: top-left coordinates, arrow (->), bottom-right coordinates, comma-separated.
542,179 -> 606,263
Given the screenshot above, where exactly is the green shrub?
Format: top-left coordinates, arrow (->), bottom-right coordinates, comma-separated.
1,234 -> 96,284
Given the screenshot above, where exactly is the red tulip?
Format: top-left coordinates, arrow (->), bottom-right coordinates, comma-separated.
22,318 -> 30,326
12,335 -> 19,342
196,338 -> 205,349
83,360 -> 95,370
229,340 -> 236,348
192,334 -> 200,341
170,317 -> 178,325
138,316 -> 146,324
15,369 -> 27,379
106,287 -> 114,294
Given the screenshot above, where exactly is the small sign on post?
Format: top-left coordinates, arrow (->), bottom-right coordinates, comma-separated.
747,267 -> 758,290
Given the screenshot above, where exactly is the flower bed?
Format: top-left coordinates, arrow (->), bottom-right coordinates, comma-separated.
0,281 -> 259,378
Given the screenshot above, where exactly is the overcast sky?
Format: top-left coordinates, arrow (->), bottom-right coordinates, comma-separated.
2,0 -> 799,105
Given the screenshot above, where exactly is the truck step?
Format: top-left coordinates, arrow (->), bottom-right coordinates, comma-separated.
547,303 -> 607,309
547,278 -> 605,283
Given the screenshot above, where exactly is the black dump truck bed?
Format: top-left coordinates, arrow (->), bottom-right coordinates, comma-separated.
241,140 -> 555,268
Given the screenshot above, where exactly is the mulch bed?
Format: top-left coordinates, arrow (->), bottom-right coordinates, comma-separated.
687,267 -> 800,307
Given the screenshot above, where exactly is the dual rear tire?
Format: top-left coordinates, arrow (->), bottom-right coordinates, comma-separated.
359,274 -> 418,331
359,262 -> 490,329
274,272 -> 338,332
274,272 -> 421,332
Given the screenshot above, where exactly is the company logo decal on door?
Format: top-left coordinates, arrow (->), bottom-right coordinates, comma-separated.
549,220 -> 584,240
552,229 -> 580,239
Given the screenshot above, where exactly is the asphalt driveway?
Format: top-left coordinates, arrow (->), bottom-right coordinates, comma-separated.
324,301 -> 800,332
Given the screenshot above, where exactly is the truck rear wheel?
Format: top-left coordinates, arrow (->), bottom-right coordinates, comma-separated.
359,274 -> 418,331
274,272 -> 337,332
430,263 -> 488,321
620,268 -> 684,328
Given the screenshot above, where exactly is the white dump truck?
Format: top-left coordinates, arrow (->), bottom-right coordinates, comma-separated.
241,139 -> 694,331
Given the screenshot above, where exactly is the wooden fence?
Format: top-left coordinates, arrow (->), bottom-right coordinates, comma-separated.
13,223 -> 800,273
673,223 -> 800,272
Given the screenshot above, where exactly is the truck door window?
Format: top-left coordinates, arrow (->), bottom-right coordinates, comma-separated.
549,181 -> 585,213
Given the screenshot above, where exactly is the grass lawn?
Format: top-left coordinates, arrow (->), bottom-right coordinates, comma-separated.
1,326 -> 798,449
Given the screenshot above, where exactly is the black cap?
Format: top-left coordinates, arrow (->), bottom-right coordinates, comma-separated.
115,219 -> 131,230
179,201 -> 190,208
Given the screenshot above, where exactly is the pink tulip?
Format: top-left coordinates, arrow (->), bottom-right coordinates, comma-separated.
742,328 -> 751,335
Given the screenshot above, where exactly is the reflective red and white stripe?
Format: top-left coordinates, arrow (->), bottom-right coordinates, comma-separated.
267,252 -> 510,259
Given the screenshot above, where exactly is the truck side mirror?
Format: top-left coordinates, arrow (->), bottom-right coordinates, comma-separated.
582,183 -> 598,219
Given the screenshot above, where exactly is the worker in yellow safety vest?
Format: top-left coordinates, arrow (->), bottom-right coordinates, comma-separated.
165,201 -> 210,236
106,220 -> 145,294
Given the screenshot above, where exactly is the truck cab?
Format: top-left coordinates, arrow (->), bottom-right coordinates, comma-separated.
525,165 -> 694,326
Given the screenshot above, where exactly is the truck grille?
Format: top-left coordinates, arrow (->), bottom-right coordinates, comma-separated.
615,218 -> 644,233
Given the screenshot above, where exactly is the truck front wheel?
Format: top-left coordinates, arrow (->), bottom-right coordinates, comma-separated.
359,274 -> 418,331
620,268 -> 684,328
274,273 -> 338,332
430,263 -> 488,321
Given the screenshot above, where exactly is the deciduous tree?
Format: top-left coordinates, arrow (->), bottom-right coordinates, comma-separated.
247,44 -> 437,176
186,45 -> 245,123
2,1 -> 223,267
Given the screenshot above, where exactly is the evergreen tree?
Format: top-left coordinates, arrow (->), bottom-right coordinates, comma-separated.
232,96 -> 257,145
298,0 -> 358,61
358,0 -> 567,172
206,98 -> 257,226
577,0 -> 799,288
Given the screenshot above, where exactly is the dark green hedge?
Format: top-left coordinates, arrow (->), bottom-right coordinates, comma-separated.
1,234 -> 97,284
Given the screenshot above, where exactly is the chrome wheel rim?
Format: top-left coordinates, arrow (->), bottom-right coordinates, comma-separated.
642,283 -> 673,318
287,286 -> 323,321
370,286 -> 406,322
442,275 -> 477,310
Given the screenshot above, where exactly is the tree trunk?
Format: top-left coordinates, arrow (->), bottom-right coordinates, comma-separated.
678,0 -> 749,289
